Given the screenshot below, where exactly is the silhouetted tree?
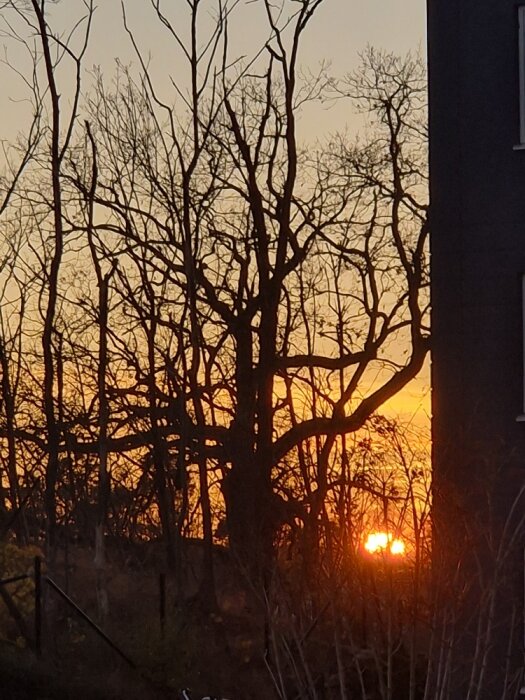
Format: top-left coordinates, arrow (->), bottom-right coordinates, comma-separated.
69,2 -> 429,577
0,0 -> 428,589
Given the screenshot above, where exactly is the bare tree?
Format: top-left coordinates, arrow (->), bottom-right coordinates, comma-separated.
7,0 -> 94,558
0,7 -> 43,538
2,0 -> 428,599
66,2 -> 428,581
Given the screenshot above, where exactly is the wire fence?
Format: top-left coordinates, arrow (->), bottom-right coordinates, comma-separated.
0,557 -> 231,699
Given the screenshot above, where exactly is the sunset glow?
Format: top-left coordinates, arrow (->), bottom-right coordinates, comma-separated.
364,532 -> 406,556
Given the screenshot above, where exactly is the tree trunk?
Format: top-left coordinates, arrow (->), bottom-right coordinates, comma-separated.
0,336 -> 23,542
95,273 -> 111,622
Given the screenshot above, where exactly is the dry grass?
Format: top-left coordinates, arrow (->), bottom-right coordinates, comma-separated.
0,539 -> 274,699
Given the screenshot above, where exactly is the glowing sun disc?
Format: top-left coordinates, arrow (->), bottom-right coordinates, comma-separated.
364,531 -> 405,556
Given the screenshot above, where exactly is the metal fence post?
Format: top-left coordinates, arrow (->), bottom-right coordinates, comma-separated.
34,556 -> 41,656
159,572 -> 166,638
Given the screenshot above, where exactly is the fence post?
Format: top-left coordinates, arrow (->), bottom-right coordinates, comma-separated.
159,572 -> 166,638
34,556 -> 41,657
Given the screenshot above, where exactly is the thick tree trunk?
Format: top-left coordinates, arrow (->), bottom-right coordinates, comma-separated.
0,337 -> 23,542
152,447 -> 176,571
224,412 -> 277,584
222,322 -> 277,576
224,463 -> 275,573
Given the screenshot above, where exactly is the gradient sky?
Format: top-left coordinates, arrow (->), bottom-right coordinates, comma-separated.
1,0 -> 429,427
2,0 -> 426,140
94,0 -> 427,73
99,0 -> 427,136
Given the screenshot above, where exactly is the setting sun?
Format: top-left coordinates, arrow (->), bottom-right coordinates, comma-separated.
364,532 -> 406,556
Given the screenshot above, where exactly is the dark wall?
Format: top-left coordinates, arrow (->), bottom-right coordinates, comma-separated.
428,1 -> 525,696
429,0 -> 525,480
